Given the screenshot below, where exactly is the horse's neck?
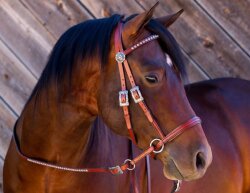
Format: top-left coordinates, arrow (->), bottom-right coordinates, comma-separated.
17,95 -> 93,167
17,66 -> 100,167
17,88 -> 151,191
85,117 -> 132,167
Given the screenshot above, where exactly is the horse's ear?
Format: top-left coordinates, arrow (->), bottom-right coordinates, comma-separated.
156,9 -> 184,28
123,2 -> 159,39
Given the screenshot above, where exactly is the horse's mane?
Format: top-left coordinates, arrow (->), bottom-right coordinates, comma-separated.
29,14 -> 186,104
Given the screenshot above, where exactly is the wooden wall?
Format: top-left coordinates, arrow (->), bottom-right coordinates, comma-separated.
0,0 -> 249,191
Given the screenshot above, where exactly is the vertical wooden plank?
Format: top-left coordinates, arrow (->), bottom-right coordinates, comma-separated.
80,0 -> 207,82
0,39 -> 37,115
196,0 -> 250,55
0,97 -> 16,159
20,0 -> 92,39
137,0 -> 250,79
182,52 -> 209,83
0,158 -> 4,193
79,0 -> 143,17
0,0 -> 54,78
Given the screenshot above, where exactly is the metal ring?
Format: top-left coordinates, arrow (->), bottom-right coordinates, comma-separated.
124,159 -> 135,171
174,180 -> 182,192
150,138 -> 164,154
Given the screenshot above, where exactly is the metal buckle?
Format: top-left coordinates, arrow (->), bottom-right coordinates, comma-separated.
130,86 -> 143,103
115,52 -> 126,63
150,138 -> 164,154
119,90 -> 129,106
109,165 -> 124,175
124,159 -> 136,171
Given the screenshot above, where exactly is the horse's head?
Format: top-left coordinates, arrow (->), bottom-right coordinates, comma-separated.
98,5 -> 212,181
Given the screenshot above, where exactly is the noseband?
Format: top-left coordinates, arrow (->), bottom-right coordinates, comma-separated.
13,21 -> 201,193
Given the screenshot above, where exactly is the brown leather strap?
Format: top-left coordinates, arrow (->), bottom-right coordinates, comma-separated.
146,155 -> 151,193
129,116 -> 201,165
13,115 -> 201,175
115,22 -> 137,144
114,23 -> 165,141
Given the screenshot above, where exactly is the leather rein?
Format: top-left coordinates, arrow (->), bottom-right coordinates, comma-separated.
13,21 -> 202,193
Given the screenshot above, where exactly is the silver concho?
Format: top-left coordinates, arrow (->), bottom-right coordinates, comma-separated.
115,52 -> 126,63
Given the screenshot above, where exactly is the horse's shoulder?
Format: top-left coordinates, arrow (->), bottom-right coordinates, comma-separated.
186,78 -> 250,190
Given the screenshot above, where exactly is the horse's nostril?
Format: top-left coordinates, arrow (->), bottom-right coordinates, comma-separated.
196,152 -> 206,170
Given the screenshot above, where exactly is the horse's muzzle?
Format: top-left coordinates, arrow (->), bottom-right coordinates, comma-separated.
161,132 -> 212,181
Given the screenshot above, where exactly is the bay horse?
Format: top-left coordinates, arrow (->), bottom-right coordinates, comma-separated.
3,3 -> 249,193
92,77 -> 250,193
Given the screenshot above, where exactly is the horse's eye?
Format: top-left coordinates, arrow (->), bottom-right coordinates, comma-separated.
145,75 -> 158,84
